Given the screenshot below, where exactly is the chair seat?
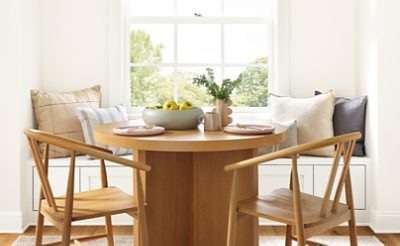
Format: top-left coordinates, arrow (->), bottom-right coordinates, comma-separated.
237,188 -> 351,226
40,187 -> 138,222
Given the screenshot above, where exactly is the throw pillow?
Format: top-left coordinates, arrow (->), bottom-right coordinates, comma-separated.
315,91 -> 367,156
31,85 -> 101,158
258,120 -> 298,155
269,91 -> 335,156
76,105 -> 131,156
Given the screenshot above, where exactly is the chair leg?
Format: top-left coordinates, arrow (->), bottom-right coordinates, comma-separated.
35,212 -> 44,246
285,225 -> 292,246
226,210 -> 237,246
348,218 -> 358,246
61,220 -> 72,246
139,216 -> 149,246
227,171 -> 238,246
105,215 -> 114,246
134,223 -> 140,246
345,170 -> 358,246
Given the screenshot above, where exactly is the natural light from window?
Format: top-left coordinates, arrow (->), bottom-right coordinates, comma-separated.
126,0 -> 275,110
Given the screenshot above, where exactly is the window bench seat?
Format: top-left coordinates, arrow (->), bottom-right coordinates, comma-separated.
27,155 -> 370,226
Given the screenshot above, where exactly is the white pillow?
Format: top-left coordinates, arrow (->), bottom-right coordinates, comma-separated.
269,91 -> 335,156
76,105 -> 131,157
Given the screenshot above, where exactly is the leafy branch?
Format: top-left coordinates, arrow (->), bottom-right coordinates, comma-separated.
192,68 -> 242,102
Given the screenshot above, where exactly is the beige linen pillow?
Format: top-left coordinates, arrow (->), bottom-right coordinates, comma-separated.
269,91 -> 335,156
31,85 -> 101,158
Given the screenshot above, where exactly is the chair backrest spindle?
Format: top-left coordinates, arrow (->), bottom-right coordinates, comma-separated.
100,159 -> 108,188
331,140 -> 356,213
27,138 -> 58,211
319,143 -> 344,217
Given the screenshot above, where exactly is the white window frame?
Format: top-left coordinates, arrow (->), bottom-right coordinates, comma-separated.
108,0 -> 290,118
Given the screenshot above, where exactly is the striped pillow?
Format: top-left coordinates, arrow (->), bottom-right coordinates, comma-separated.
76,105 -> 131,156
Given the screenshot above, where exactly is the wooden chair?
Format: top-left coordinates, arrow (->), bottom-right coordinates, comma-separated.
225,132 -> 362,246
24,129 -> 151,246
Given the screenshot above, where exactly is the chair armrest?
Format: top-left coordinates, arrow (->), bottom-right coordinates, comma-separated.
24,129 -> 151,172
64,137 -> 113,155
224,132 -> 361,171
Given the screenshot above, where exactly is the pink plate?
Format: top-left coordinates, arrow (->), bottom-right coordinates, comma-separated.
112,126 -> 165,136
224,124 -> 275,135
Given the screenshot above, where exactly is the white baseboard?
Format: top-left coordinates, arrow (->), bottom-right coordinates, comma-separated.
370,211 -> 400,233
26,212 -> 134,227
0,210 -> 29,233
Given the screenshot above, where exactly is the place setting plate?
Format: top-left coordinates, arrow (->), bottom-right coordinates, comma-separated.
224,123 -> 275,135
112,125 -> 165,136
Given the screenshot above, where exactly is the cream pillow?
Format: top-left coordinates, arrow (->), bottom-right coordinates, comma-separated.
269,91 -> 335,156
31,85 -> 101,158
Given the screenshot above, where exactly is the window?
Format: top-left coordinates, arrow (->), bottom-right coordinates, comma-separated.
125,0 -> 276,112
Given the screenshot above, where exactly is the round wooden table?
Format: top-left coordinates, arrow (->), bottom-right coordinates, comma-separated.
94,121 -> 287,246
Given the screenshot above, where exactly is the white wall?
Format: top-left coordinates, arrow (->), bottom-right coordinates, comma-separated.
0,0 -> 23,232
357,0 -> 400,232
356,0 -> 377,230
289,0 -> 356,98
41,0 -> 109,106
0,0 -> 41,232
373,0 -> 400,231
40,0 -> 358,103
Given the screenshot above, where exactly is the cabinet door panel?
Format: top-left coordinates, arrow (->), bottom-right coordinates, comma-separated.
80,166 -> 133,194
80,166 -> 134,224
258,165 -> 313,225
33,167 -> 79,211
258,165 -> 313,194
314,165 -> 365,210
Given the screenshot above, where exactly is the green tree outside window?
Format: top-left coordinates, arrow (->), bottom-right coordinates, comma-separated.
130,30 -> 268,107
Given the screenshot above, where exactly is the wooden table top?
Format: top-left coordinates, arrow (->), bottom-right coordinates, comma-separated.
94,121 -> 288,152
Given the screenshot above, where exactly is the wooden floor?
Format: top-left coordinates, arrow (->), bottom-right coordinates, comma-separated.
0,226 -> 399,245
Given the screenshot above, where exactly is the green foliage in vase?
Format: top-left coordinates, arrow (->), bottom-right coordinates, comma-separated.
192,68 -> 242,102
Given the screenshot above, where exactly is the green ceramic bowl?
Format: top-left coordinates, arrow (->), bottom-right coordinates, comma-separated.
142,107 -> 204,130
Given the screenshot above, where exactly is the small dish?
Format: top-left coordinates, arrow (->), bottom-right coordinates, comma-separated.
112,125 -> 165,136
224,124 -> 275,135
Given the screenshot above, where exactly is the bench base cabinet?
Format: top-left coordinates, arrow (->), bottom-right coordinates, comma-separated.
30,157 -> 368,226
32,165 -> 135,225
314,165 -> 366,210
33,167 -> 79,211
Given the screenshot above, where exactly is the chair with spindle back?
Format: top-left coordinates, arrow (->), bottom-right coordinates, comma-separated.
24,129 -> 150,246
225,132 -> 361,246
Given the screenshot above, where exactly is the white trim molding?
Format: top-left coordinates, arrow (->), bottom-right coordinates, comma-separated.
107,0 -> 125,107
270,0 -> 290,95
0,210 -> 29,233
370,210 -> 400,233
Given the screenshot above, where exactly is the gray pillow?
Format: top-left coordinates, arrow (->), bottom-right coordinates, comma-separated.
258,120 -> 298,155
315,91 -> 367,156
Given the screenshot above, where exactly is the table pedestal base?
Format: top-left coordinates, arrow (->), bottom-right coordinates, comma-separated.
135,150 -> 258,246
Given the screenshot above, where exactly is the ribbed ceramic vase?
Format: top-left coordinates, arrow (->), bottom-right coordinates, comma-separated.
213,99 -> 233,127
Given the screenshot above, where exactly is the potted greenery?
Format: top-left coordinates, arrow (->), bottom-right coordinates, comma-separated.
193,68 -> 242,126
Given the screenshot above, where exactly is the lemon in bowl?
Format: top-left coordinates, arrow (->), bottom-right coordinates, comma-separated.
142,101 -> 204,130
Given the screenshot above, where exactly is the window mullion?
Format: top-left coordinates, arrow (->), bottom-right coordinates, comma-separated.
221,23 -> 225,81
173,23 -> 178,102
